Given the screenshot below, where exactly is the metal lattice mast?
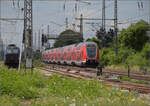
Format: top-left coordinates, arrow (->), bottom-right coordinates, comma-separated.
24,0 -> 33,68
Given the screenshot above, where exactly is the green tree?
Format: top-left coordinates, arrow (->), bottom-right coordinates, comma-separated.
96,28 -> 114,47
119,20 -> 149,51
54,30 -> 83,48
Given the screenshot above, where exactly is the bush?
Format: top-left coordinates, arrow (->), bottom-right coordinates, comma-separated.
0,95 -> 21,106
99,48 -> 109,66
125,43 -> 150,68
126,53 -> 148,68
126,52 -> 149,68
119,20 -> 149,51
0,67 -> 45,99
99,47 -> 135,66
141,42 -> 150,59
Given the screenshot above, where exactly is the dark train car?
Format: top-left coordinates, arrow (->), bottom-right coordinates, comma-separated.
4,44 -> 20,68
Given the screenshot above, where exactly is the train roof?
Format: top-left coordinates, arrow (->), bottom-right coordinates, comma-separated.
43,41 -> 97,52
7,44 -> 17,47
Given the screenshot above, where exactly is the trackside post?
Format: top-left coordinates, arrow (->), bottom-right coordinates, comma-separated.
128,64 -> 130,77
97,66 -> 103,76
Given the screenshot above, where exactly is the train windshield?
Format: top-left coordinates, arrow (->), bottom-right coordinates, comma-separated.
86,44 -> 96,58
7,48 -> 18,54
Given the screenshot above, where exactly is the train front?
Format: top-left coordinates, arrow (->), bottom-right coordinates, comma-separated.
4,46 -> 20,67
85,42 -> 99,66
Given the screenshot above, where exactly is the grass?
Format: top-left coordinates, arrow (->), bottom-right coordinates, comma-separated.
0,64 -> 150,106
105,64 -> 150,73
120,76 -> 131,81
33,59 -> 45,67
120,76 -> 150,85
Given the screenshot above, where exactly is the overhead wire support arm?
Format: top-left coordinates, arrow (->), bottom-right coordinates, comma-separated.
0,18 -> 24,20
75,18 -> 114,21
0,0 -> 135,2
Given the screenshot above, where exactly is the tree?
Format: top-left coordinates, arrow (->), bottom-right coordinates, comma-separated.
96,28 -> 114,47
54,30 -> 83,48
119,20 -> 149,51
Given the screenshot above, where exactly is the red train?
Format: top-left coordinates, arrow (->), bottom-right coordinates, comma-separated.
42,42 -> 99,66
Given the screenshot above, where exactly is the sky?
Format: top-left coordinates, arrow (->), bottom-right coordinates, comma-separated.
0,0 -> 150,49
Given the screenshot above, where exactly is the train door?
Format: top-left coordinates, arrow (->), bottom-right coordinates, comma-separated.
49,50 -> 51,63
67,46 -> 71,64
63,47 -> 67,64
75,45 -> 81,65
51,49 -> 53,62
57,48 -> 61,63
60,48 -> 64,64
53,49 -> 56,63
71,46 -> 76,64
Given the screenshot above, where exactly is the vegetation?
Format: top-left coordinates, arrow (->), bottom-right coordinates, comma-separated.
54,30 -> 83,48
0,65 -> 149,106
96,28 -> 114,47
120,76 -> 150,85
94,20 -> 150,71
32,50 -> 45,67
119,20 -> 149,51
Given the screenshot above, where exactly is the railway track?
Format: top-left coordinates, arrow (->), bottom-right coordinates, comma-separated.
103,69 -> 150,81
38,65 -> 150,94
43,64 -> 150,81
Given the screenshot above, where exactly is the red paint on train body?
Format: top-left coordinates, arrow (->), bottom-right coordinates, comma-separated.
42,42 -> 99,66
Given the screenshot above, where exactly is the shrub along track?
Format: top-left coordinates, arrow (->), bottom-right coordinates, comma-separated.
38,64 -> 150,94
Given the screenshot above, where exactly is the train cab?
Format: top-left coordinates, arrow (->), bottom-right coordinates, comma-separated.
85,42 -> 99,65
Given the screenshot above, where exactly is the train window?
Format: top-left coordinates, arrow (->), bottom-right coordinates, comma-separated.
87,44 -> 95,48
61,48 -> 64,52
6,48 -> 18,54
86,44 -> 96,58
6,49 -> 12,54
13,49 -> 18,53
56,49 -> 58,53
76,45 -> 81,50
68,47 -> 71,51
